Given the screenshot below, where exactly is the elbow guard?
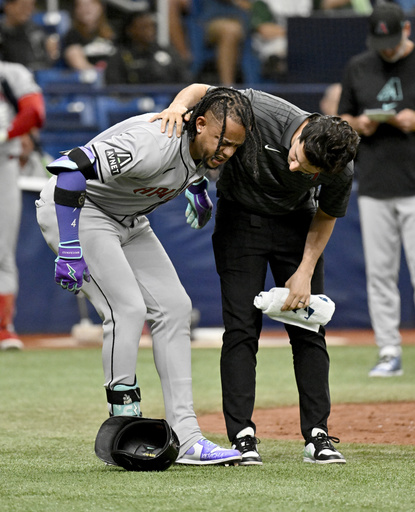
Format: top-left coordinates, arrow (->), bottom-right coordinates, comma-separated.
47,146 -> 97,180
54,187 -> 86,208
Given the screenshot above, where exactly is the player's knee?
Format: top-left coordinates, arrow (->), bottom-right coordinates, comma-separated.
167,289 -> 192,319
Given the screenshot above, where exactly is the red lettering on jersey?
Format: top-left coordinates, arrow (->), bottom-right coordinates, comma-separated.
133,187 -> 177,199
147,187 -> 174,198
133,187 -> 156,195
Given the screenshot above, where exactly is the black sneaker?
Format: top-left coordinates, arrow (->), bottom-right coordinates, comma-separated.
303,428 -> 346,464
232,427 -> 263,465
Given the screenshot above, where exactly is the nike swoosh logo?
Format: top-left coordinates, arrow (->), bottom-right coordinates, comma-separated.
265,144 -> 281,153
163,167 -> 175,174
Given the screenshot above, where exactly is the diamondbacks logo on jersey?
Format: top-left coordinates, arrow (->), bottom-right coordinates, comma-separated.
105,148 -> 133,175
377,77 -> 403,105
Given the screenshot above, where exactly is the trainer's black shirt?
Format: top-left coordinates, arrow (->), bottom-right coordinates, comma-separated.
338,48 -> 415,199
216,89 -> 354,217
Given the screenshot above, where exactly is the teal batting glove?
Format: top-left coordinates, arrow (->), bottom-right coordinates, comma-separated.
185,177 -> 213,229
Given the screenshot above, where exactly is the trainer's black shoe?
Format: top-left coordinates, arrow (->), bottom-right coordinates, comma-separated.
232,427 -> 263,465
303,428 -> 346,464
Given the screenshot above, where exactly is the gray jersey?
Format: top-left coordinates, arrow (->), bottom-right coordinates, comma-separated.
85,114 -> 208,220
217,89 -> 354,217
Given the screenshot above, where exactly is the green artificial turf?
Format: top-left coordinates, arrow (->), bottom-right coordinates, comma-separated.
1,345 -> 414,512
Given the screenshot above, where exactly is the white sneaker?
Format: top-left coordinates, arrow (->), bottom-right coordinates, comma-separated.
232,427 -> 263,465
303,428 -> 346,464
369,355 -> 403,377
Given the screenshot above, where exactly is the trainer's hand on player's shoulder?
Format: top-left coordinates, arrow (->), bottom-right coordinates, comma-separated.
149,104 -> 190,138
54,241 -> 91,294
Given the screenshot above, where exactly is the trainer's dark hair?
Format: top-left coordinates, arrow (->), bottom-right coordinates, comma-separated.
300,114 -> 360,175
185,87 -> 261,172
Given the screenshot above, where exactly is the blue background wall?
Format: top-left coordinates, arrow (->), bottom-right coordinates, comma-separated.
14,13 -> 415,334
15,184 -> 415,333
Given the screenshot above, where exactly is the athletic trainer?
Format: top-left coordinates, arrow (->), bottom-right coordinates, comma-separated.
152,83 -> 359,465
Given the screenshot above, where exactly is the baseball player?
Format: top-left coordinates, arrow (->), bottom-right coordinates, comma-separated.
0,60 -> 45,350
152,83 -> 359,465
36,87 -> 261,465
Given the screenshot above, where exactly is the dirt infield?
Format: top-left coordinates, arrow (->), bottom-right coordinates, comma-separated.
197,329 -> 415,445
18,329 -> 415,445
198,402 -> 415,446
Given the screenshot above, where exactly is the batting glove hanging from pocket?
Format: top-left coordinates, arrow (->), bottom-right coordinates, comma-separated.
185,176 -> 213,229
55,240 -> 91,294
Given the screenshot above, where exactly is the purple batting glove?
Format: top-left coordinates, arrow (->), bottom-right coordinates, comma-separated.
54,240 -> 91,294
185,177 -> 213,229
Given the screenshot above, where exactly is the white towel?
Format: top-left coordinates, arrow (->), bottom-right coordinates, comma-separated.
253,287 -> 335,332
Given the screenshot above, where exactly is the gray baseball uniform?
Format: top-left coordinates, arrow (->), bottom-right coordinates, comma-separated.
0,61 -> 41,295
36,114 -> 210,454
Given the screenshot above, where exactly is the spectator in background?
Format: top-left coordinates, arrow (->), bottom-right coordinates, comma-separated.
63,0 -> 117,71
199,0 -> 252,86
105,10 -> 191,84
168,0 -> 192,63
0,59 -> 45,350
338,3 -> 415,377
320,83 -> 342,115
313,0 -> 372,14
0,0 -> 60,70
251,0 -> 312,80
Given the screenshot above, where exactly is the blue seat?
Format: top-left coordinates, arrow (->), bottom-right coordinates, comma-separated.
95,95 -> 171,131
44,95 -> 99,131
32,10 -> 71,38
34,68 -> 104,90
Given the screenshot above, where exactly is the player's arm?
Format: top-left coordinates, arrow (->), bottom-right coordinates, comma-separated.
149,83 -> 210,137
46,147 -> 97,293
0,92 -> 45,142
282,207 -> 336,311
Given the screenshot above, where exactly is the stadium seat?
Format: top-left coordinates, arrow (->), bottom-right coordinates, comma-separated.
34,68 -> 104,90
44,94 -> 99,131
32,9 -> 71,38
95,95 -> 171,131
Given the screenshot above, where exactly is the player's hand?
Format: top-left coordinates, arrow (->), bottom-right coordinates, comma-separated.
54,240 -> 91,294
185,177 -> 213,229
149,104 -> 190,138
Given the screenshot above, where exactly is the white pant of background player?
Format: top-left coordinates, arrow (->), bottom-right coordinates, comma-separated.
36,177 -> 203,457
358,195 -> 415,360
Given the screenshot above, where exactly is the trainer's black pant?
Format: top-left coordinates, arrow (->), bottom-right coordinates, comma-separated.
212,197 -> 331,443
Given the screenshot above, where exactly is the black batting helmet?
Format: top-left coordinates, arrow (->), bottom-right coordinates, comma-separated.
95,416 -> 180,471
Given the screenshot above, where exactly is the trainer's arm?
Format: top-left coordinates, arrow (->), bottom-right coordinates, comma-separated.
282,207 -> 336,311
149,83 -> 210,137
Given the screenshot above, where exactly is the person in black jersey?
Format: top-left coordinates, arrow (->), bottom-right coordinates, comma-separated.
152,83 -> 359,465
339,3 -> 415,378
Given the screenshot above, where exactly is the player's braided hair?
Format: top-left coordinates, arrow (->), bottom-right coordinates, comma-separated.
300,114 -> 360,175
185,87 -> 261,172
